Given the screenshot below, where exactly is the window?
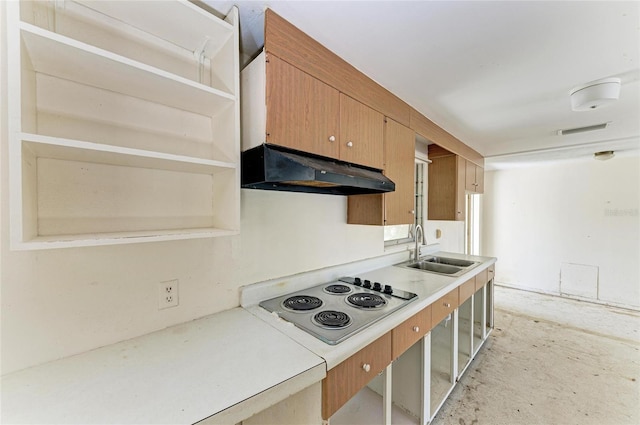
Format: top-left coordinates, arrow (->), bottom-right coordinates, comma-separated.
465,193 -> 480,255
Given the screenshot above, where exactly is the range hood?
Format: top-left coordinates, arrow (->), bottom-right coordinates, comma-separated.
241,144 -> 395,195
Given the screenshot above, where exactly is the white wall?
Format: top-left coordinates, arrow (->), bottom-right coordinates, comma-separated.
425,220 -> 465,253
0,185 -> 384,374
482,155 -> 640,309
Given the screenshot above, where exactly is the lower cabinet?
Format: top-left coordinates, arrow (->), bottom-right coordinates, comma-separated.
325,266 -> 496,425
322,332 -> 392,420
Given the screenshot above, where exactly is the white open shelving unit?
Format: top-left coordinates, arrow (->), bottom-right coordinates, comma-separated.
7,0 -> 240,250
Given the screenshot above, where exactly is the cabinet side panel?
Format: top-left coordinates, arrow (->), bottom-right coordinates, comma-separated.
241,51 -> 266,151
265,9 -> 410,127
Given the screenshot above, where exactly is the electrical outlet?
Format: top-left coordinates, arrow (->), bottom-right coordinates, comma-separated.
159,280 -> 179,310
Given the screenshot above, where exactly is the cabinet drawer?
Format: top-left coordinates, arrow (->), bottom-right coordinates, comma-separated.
458,277 -> 475,304
488,264 -> 495,281
392,305 -> 431,360
322,332 -> 392,419
432,288 -> 459,325
475,268 -> 489,292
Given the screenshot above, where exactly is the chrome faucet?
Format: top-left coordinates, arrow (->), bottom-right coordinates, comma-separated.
414,224 -> 424,261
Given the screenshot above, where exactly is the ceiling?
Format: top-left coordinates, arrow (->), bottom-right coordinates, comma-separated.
202,1 -> 640,169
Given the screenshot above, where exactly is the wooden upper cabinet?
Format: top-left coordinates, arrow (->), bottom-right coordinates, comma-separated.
265,9 -> 411,127
347,119 -> 415,225
384,118 -> 416,225
428,147 -> 465,221
339,94 -> 384,169
464,158 -> 484,194
266,55 -> 340,159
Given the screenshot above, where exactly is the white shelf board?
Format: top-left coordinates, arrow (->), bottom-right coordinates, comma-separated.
13,227 -> 239,251
69,0 -> 234,58
20,23 -> 235,116
21,133 -> 236,174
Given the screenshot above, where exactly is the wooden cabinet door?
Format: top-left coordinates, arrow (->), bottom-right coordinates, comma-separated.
475,165 -> 485,193
432,288 -> 459,325
455,156 -> 466,221
384,118 -> 416,225
392,305 -> 431,360
339,93 -> 384,169
322,332 -> 392,419
464,158 -> 476,192
458,277 -> 476,304
488,263 -> 495,281
464,160 -> 485,194
266,55 -> 340,159
475,268 -> 489,291
428,155 -> 456,220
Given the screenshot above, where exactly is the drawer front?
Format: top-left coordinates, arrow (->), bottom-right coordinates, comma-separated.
431,288 -> 459,325
322,332 -> 392,419
392,305 -> 432,360
488,264 -> 496,281
475,268 -> 489,292
458,277 -> 475,304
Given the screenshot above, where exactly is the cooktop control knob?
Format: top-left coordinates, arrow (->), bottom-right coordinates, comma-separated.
383,285 -> 393,295
354,277 -> 362,286
373,282 -> 382,291
363,280 -> 372,289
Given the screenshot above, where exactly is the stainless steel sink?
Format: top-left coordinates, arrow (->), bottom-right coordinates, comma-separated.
423,256 -> 477,268
407,261 -> 462,274
396,255 -> 480,277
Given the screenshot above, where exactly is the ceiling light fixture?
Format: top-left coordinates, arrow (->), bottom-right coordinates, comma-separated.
594,151 -> 615,161
570,77 -> 621,111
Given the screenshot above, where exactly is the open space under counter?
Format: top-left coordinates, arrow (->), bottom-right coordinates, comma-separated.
0,308 -> 325,425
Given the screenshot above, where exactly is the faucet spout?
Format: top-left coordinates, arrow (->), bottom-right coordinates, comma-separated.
414,224 -> 424,261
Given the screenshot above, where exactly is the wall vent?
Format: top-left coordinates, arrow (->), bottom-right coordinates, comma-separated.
557,122 -> 609,136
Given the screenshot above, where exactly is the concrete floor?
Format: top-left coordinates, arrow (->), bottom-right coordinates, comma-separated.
434,286 -> 640,425
333,286 -> 640,425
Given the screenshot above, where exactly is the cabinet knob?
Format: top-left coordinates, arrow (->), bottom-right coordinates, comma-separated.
412,326 -> 420,333
444,302 -> 451,308
362,363 -> 371,372
410,210 -> 415,214
346,141 -> 354,147
328,135 -> 336,142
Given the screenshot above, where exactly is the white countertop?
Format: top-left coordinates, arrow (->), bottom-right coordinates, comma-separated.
1,251 -> 495,424
0,308 -> 325,425
246,251 -> 496,369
